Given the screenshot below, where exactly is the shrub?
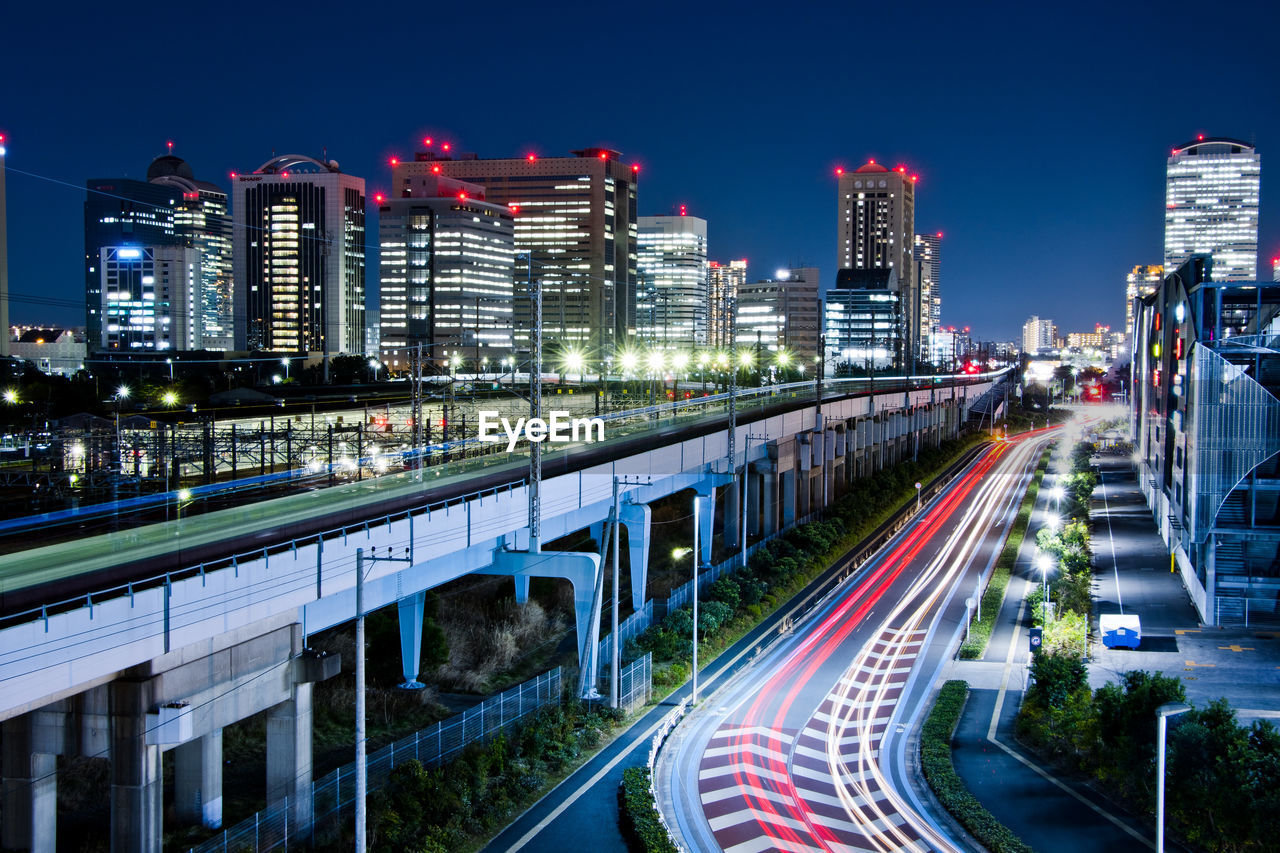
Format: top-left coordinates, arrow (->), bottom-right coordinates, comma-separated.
619,767 -> 679,852
921,681 -> 1033,853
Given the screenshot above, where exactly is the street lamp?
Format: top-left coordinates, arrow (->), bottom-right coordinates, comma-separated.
281,357 -> 290,381
162,391 -> 178,408
1035,551 -> 1053,621
2,389 -> 18,405
1156,702 -> 1192,853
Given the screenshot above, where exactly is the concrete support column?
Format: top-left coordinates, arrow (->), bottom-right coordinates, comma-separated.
620,503 -> 651,611
110,680 -> 162,853
266,682 -> 313,834
760,463 -> 779,535
588,520 -> 605,546
694,483 -> 715,566
174,731 -> 223,829
397,591 -> 426,688
1205,538 -> 1217,626
513,575 -> 531,604
745,466 -> 761,537
2,712 -> 59,853
781,468 -> 797,527
724,477 -> 741,549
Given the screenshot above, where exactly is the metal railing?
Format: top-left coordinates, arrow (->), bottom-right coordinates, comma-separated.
187,668 -> 561,853
598,652 -> 653,715
645,696 -> 691,853
1215,595 -> 1280,629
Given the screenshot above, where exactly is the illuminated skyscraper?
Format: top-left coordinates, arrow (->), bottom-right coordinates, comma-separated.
914,233 -> 942,363
377,174 -> 515,366
409,145 -> 638,357
837,161 -> 918,366
708,259 -> 746,349
100,245 -> 201,351
85,153 -> 232,351
1125,264 -> 1163,338
0,132 -> 8,358
638,213 -> 708,346
1164,137 -> 1260,281
736,267 -> 821,364
233,155 -> 366,355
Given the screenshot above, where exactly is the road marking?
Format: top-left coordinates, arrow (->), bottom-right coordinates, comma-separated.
987,578 -> 1154,848
1175,629 -> 1201,635
1218,645 -> 1254,652
1184,660 -> 1216,668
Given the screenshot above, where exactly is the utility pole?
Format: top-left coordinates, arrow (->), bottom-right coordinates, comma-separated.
354,545 -> 412,853
526,254 -> 542,553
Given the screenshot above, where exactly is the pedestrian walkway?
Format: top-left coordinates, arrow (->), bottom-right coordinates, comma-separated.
942,446 -> 1184,851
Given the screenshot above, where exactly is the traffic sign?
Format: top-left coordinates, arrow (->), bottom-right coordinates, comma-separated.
1029,627 -> 1043,653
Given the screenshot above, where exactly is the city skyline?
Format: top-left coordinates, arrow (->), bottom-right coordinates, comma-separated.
0,1 -> 1277,344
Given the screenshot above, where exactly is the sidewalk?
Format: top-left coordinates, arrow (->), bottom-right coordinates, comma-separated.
941,448 -> 1194,852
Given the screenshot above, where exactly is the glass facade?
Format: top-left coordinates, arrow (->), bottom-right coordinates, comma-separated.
637,215 -> 708,346
378,195 -> 515,366
707,259 -> 746,349
100,245 -> 199,351
1164,138 -> 1260,281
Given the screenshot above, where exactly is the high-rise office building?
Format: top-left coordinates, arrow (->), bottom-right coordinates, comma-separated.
736,267 -> 821,364
914,233 -> 942,363
85,153 -> 232,351
1022,315 -> 1057,353
837,161 -> 918,366
826,268 -> 901,372
233,155 -> 366,355
1125,264 -> 1163,339
100,245 -> 201,351
638,213 -> 708,346
1164,136 -> 1260,281
0,133 -> 8,358
407,145 -> 638,358
708,259 -> 746,349
378,174 -> 516,366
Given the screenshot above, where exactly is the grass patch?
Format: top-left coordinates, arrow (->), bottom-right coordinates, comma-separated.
959,447 -> 1051,660
921,680 -> 1034,853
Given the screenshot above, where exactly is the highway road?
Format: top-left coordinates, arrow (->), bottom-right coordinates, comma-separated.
656,429 -> 1051,853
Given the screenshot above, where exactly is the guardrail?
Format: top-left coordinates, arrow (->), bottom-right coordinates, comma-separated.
646,695 -> 692,853
3,371 -> 1004,628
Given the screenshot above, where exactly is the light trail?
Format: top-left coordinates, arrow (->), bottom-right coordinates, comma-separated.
688,429 -> 1055,853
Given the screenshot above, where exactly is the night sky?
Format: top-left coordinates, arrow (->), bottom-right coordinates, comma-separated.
2,0 -> 1277,342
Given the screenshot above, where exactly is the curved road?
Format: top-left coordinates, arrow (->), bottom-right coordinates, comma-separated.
657,430 -> 1051,853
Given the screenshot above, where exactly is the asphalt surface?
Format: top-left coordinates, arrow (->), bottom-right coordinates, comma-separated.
944,446 -> 1280,852
654,435 -> 1048,851
483,441 -> 1003,853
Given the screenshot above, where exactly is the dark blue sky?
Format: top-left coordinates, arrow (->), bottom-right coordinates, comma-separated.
2,0 -> 1277,341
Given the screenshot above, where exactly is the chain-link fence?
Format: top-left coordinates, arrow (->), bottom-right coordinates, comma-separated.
596,599 -> 654,667
187,668 -> 561,853
597,652 -> 652,714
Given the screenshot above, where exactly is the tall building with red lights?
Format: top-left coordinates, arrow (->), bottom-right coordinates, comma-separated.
837,161 -> 918,367
1165,137 -> 1260,281
0,133 -> 8,358
376,174 -> 515,365
399,145 -> 638,358
638,213 -> 707,345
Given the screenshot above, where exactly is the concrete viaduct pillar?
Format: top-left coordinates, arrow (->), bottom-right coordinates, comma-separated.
1,705 -> 63,853
110,680 -> 162,853
266,682 -> 313,834
174,731 -> 223,829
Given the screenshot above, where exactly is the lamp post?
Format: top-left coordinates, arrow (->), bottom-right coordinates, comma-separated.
692,495 -> 701,704
1156,702 -> 1192,853
281,357 -> 290,381
1035,551 -> 1053,622
915,481 -> 922,513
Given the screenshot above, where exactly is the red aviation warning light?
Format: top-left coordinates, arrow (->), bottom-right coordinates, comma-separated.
527,153 -> 537,161
631,163 -> 640,173
389,156 -> 399,167
835,167 -> 844,176
679,204 -> 687,216
457,191 -> 468,201
230,171 -> 238,179
431,165 -> 441,174
423,137 -> 433,146
910,174 -> 919,182
166,140 -> 174,152
442,142 -> 451,151
508,203 -> 520,213
374,192 -> 385,204
1198,134 -> 1205,141
936,231 -> 943,238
